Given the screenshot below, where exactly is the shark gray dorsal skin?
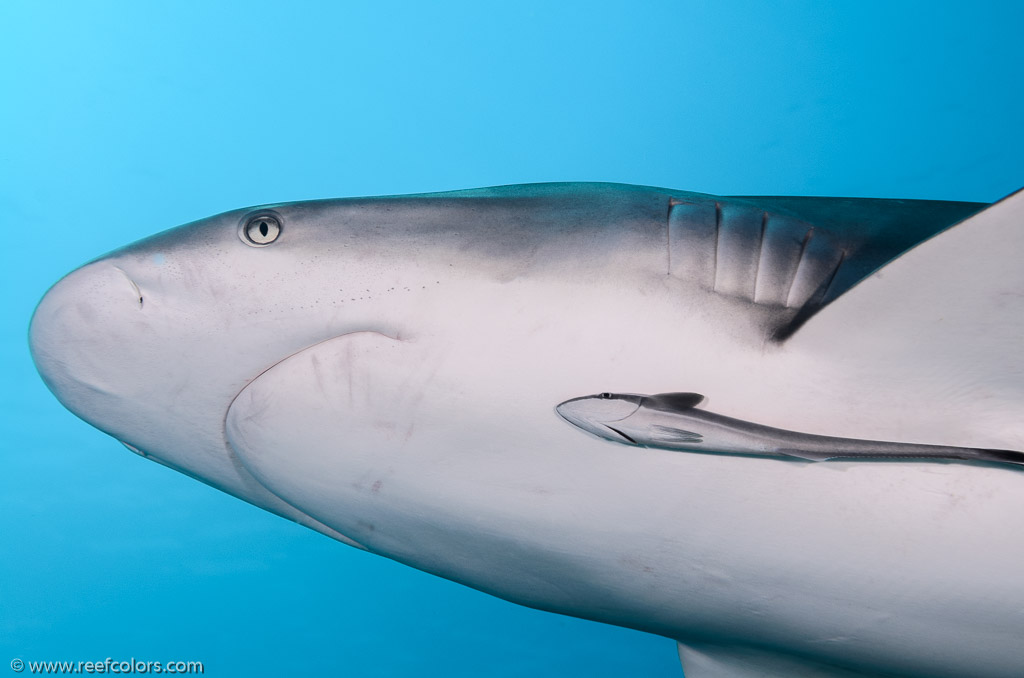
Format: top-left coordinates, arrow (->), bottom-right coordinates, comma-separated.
29,183 -> 1024,678
556,391 -> 1024,466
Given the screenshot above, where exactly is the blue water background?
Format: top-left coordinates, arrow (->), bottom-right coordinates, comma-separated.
2,2 -> 1022,676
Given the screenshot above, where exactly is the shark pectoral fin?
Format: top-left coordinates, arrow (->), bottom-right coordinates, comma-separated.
678,641 -> 895,678
225,331 -> 438,541
790,188 -> 1024,450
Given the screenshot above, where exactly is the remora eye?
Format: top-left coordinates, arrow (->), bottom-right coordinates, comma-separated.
240,213 -> 281,246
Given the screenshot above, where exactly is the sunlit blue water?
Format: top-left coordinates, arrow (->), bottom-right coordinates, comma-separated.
2,2 -> 1021,676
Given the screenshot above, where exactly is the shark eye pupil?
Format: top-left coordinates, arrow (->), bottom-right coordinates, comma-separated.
241,213 -> 281,246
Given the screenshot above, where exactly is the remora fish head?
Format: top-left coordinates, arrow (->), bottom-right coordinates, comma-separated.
28,200 -> 426,505
555,393 -> 643,442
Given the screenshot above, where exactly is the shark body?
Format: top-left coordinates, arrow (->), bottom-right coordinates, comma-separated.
29,183 -> 1024,677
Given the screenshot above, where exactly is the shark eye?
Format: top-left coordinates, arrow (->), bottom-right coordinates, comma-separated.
599,392 -> 612,399
240,213 -> 281,247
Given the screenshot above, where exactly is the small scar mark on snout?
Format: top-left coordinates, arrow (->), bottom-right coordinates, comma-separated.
371,480 -> 383,493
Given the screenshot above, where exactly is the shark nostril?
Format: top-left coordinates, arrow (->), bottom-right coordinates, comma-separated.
113,267 -> 144,308
121,441 -> 145,456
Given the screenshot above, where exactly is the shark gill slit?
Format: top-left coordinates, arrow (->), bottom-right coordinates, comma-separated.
751,210 -> 768,303
817,249 -> 847,305
770,244 -> 849,343
712,202 -> 722,291
665,199 -> 673,275
785,228 -> 816,308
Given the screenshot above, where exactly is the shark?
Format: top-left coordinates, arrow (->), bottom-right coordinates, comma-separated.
29,183 -> 1024,677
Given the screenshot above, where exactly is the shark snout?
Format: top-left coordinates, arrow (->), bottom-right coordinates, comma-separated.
29,260 -> 152,430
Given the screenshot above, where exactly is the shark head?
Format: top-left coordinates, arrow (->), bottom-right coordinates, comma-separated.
28,199 -> 437,536
29,183 -> 683,488
27,184 -> 675,539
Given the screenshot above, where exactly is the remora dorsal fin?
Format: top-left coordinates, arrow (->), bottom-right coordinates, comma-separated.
647,392 -> 705,411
